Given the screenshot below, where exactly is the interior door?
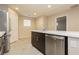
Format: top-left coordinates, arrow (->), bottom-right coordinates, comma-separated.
9,9 -> 18,43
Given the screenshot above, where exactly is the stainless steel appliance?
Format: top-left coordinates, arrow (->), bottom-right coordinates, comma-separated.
0,10 -> 10,54
45,34 -> 65,55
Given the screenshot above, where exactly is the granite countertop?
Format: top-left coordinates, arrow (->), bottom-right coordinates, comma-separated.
32,30 -> 79,38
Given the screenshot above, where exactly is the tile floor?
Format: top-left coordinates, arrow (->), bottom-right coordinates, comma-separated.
5,38 -> 42,55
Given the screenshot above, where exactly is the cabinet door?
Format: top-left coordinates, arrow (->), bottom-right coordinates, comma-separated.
31,32 -> 38,48
38,33 -> 45,54
31,32 -> 45,54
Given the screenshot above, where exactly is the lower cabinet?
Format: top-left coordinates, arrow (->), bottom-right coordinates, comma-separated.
31,32 -> 45,54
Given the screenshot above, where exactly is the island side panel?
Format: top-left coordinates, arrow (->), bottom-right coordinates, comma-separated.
65,36 -> 68,55
68,37 -> 79,55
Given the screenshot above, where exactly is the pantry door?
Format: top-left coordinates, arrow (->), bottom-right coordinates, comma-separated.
9,9 -> 18,43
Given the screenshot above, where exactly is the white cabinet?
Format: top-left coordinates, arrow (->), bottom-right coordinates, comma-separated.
68,37 -> 79,55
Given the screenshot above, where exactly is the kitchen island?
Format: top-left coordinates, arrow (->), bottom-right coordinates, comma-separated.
31,30 -> 79,55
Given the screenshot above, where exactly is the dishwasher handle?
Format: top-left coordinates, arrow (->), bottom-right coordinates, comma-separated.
45,34 -> 65,40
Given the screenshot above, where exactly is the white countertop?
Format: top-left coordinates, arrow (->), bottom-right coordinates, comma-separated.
0,31 -> 5,37
32,30 -> 79,38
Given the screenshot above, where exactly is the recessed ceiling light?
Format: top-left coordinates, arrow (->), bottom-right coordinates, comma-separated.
48,5 -> 52,8
15,7 -> 19,10
34,13 -> 37,15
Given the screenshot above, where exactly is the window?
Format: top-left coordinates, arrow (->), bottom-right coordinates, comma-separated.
24,20 -> 31,27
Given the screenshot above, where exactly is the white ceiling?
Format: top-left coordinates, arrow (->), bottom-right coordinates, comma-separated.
9,4 -> 75,18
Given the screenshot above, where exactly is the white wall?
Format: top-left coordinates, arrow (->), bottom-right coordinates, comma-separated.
36,16 -> 48,30
47,7 -> 79,31
47,16 -> 56,30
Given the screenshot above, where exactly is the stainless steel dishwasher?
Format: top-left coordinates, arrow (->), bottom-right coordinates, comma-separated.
45,34 -> 65,55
